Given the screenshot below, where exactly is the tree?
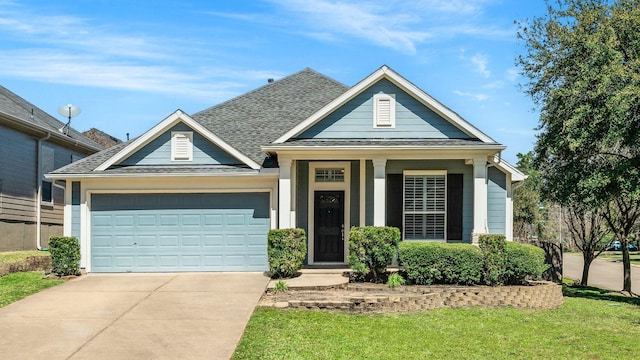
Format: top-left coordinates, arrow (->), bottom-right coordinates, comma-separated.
564,204 -> 607,286
513,152 -> 541,241
517,0 -> 640,292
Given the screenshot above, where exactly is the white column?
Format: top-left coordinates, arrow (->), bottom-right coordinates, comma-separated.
359,159 -> 366,227
278,157 -> 292,229
373,158 -> 386,226
472,156 -> 488,244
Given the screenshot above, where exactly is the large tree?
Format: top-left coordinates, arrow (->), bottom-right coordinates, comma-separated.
564,203 -> 608,286
517,0 -> 640,292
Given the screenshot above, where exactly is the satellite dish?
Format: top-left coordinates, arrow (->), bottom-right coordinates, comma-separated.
57,104 -> 81,135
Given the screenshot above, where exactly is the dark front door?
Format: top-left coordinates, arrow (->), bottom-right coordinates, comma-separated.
314,191 -> 344,262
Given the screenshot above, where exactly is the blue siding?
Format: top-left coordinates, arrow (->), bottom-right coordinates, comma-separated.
120,122 -> 240,166
385,160 -> 473,243
71,182 -> 81,240
297,79 -> 470,139
90,193 -> 270,272
487,167 -> 507,235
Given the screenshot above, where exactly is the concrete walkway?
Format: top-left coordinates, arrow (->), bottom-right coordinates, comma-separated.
563,252 -> 640,292
0,273 -> 269,360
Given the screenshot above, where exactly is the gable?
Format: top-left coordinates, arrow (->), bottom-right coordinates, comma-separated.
118,122 -> 241,166
295,79 -> 471,140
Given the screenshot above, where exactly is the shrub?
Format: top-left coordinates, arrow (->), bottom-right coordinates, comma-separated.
479,234 -> 507,286
398,242 -> 483,285
273,279 -> 288,293
348,226 -> 401,282
387,272 -> 406,288
267,228 -> 306,279
504,242 -> 549,285
48,236 -> 80,276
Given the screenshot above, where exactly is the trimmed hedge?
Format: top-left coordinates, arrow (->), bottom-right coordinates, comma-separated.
267,228 -> 306,279
504,242 -> 548,285
398,242 -> 483,285
348,226 -> 401,281
479,234 -> 507,286
49,236 -> 81,276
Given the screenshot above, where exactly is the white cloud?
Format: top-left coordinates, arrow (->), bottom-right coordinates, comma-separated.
507,68 -> 520,81
453,90 -> 489,101
483,81 -> 504,89
471,53 -> 490,78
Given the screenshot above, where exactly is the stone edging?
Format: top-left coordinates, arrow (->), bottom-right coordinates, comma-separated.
262,281 -> 563,313
0,256 -> 52,276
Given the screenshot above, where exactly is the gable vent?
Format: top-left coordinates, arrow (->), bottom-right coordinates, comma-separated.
171,131 -> 193,161
373,93 -> 396,128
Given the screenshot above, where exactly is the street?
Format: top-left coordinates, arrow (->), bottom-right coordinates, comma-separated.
563,252 -> 640,292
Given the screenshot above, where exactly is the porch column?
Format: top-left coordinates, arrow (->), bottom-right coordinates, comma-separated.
472,156 -> 488,244
278,157 -> 292,229
373,158 -> 386,226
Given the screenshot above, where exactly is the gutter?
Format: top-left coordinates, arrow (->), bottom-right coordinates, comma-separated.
36,131 -> 51,250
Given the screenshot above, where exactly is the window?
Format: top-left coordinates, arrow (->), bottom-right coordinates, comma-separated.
171,131 -> 193,161
403,171 -> 446,240
41,145 -> 54,204
315,168 -> 345,182
373,93 -> 395,128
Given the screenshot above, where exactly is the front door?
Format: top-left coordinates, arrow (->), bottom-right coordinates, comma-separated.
314,191 -> 344,262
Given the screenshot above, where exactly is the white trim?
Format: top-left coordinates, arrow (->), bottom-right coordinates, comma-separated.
308,161 -> 351,265
95,110 -> 261,171
170,131 -> 193,161
372,158 -> 386,226
274,65 -> 496,144
373,93 -> 396,128
359,159 -> 366,226
494,159 -> 526,183
63,183 -> 72,237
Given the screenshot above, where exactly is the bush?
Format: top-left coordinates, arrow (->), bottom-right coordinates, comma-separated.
48,236 -> 80,276
504,242 -> 548,285
479,234 -> 507,286
267,228 -> 306,279
398,242 -> 483,285
348,226 -> 401,282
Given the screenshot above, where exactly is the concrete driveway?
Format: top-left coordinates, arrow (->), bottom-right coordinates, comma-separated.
0,273 -> 269,360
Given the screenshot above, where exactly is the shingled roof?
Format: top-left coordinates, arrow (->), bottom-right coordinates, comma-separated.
0,84 -> 103,151
192,68 -> 349,166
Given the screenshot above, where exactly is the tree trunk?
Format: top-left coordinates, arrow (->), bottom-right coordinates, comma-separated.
622,242 -> 632,292
581,252 -> 593,287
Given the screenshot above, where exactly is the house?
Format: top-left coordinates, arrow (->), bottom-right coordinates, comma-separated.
48,66 -> 525,273
82,128 -> 123,149
0,85 -> 103,251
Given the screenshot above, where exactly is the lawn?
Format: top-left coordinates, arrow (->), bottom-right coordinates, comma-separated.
599,251 -> 640,265
0,272 -> 63,308
233,288 -> 639,360
0,250 -> 49,265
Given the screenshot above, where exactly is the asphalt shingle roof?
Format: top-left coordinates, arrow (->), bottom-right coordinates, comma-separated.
192,68 -> 349,166
267,138 -> 503,148
0,84 -> 103,150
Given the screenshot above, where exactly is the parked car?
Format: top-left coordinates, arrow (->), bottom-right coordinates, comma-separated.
604,240 -> 638,251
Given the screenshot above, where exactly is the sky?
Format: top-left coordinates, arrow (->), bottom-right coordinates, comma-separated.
0,0 -> 551,164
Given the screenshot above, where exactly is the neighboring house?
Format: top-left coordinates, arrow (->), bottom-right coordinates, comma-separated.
82,128 -> 123,149
0,85 -> 103,251
49,66 -> 525,273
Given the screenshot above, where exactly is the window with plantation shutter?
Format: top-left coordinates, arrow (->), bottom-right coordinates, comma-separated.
171,132 -> 193,161
403,171 -> 446,240
373,93 -> 395,128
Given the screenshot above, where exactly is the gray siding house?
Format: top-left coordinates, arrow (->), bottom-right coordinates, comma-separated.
49,66 -> 525,273
0,85 -> 102,251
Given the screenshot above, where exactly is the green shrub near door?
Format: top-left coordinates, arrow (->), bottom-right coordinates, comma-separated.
49,236 -> 81,276
267,229 -> 306,279
348,226 -> 401,282
398,242 -> 483,285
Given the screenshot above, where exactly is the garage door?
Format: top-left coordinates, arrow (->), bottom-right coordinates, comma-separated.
90,193 -> 270,272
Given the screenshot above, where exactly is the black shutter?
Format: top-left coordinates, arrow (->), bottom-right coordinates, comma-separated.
386,174 -> 403,232
447,174 -> 463,241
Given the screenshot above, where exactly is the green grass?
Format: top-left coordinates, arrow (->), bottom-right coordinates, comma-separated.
0,250 -> 50,265
0,272 -> 63,308
233,290 -> 640,360
599,251 -> 640,265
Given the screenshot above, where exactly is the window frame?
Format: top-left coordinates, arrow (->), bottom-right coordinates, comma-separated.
402,170 -> 447,241
373,93 -> 396,128
171,131 -> 193,161
41,145 -> 55,205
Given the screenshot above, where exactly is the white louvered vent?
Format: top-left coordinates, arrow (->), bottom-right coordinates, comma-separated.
373,93 -> 395,128
171,132 -> 193,161
403,172 -> 446,240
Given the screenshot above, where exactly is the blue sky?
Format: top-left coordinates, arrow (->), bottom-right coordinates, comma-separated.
0,0 -> 549,163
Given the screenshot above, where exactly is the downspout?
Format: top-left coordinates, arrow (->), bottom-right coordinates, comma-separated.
36,131 -> 51,250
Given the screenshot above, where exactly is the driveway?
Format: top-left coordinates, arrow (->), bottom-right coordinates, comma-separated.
0,273 -> 269,359
563,252 -> 640,292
